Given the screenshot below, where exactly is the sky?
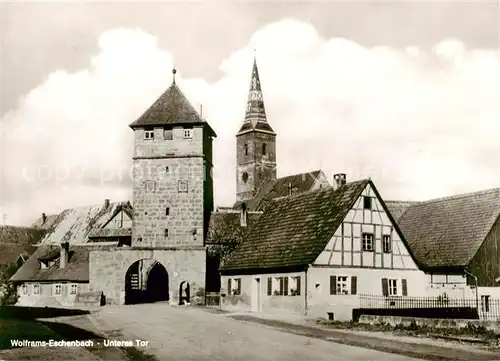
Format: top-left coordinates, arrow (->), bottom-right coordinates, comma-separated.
1,1 -> 499,226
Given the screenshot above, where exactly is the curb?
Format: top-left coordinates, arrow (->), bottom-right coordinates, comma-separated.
230,315 -> 500,361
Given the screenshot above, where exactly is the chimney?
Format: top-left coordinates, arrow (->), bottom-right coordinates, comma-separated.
41,213 -> 47,225
104,199 -> 110,209
333,173 -> 347,189
240,203 -> 247,227
60,241 -> 69,269
287,182 -> 293,196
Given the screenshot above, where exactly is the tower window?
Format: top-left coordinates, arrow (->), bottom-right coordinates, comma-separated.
242,172 -> 249,183
165,166 -> 169,173
163,129 -> 173,140
262,143 -> 267,155
178,180 -> 188,193
144,129 -> 155,140
244,144 -> 248,156
183,128 -> 193,138
166,207 -> 170,216
164,229 -> 169,237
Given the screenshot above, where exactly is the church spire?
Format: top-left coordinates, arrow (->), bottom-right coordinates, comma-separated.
237,56 -> 275,135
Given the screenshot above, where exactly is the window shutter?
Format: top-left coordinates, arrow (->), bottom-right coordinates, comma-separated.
296,276 -> 301,296
237,279 -> 241,295
350,276 -> 357,295
284,277 -> 289,296
402,279 -> 408,296
279,277 -> 284,295
330,275 -> 337,295
228,279 -> 232,296
267,277 -> 272,295
381,278 -> 389,296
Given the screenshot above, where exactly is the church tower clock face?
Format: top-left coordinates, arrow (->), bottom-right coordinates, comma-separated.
242,172 -> 249,183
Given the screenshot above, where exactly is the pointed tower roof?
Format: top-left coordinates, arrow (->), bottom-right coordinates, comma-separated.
237,57 -> 275,136
129,68 -> 216,137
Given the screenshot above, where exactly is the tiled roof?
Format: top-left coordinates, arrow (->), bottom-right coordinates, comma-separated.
0,226 -> 46,245
36,201 -> 132,245
234,170 -> 329,211
0,226 -> 46,266
129,82 -> 216,136
398,188 -> 500,269
0,244 -> 37,267
31,214 -> 60,229
385,201 -> 419,223
88,228 -> 132,239
206,210 -> 262,245
222,180 -> 369,271
10,245 -> 90,282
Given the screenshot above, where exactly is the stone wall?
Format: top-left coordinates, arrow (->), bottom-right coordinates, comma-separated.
132,126 -> 213,249
89,247 -> 206,305
359,314 -> 500,333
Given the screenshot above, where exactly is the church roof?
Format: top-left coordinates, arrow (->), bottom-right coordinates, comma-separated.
234,170 -> 329,211
129,71 -> 216,137
237,58 -> 275,136
222,180 -> 370,272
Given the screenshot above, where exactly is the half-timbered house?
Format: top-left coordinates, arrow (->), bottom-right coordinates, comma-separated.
220,175 -> 426,321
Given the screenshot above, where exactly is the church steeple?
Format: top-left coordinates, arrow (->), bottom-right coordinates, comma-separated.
237,56 -> 275,135
235,55 -> 277,203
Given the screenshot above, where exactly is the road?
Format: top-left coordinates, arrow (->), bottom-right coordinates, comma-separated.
89,303 -> 423,361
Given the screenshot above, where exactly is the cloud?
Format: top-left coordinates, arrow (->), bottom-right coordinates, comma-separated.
2,19 -> 499,225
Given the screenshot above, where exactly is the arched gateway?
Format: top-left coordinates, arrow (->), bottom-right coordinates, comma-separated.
125,259 -> 169,305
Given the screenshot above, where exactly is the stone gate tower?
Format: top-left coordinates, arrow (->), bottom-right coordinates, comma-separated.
236,57 -> 277,202
126,68 -> 216,302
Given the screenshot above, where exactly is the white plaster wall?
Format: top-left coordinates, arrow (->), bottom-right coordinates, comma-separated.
221,271 -> 306,315
306,266 -> 427,321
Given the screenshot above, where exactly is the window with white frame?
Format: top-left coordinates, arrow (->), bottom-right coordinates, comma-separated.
267,276 -> 288,296
289,276 -> 301,296
33,284 -> 40,295
183,128 -> 193,138
144,129 -> 155,140
388,279 -> 398,296
227,278 -> 241,296
330,275 -> 358,295
362,233 -> 374,251
70,284 -> 78,295
337,276 -> 349,295
115,219 -> 122,228
21,284 -> 27,294
54,284 -> 62,295
383,235 -> 391,253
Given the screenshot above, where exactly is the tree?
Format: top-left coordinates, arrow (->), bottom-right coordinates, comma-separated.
0,264 -> 20,306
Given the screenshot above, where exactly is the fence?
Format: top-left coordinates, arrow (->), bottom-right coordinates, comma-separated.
205,292 -> 220,307
359,294 -> 500,321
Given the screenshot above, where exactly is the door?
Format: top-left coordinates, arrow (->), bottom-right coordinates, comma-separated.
251,278 -> 261,312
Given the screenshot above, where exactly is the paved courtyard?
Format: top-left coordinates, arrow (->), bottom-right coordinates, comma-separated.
89,303 -> 423,361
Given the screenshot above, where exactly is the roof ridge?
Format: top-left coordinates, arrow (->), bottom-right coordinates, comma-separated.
0,225 -> 45,230
276,170 -> 322,182
271,178 -> 369,203
419,187 -> 500,205
59,200 -> 131,213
